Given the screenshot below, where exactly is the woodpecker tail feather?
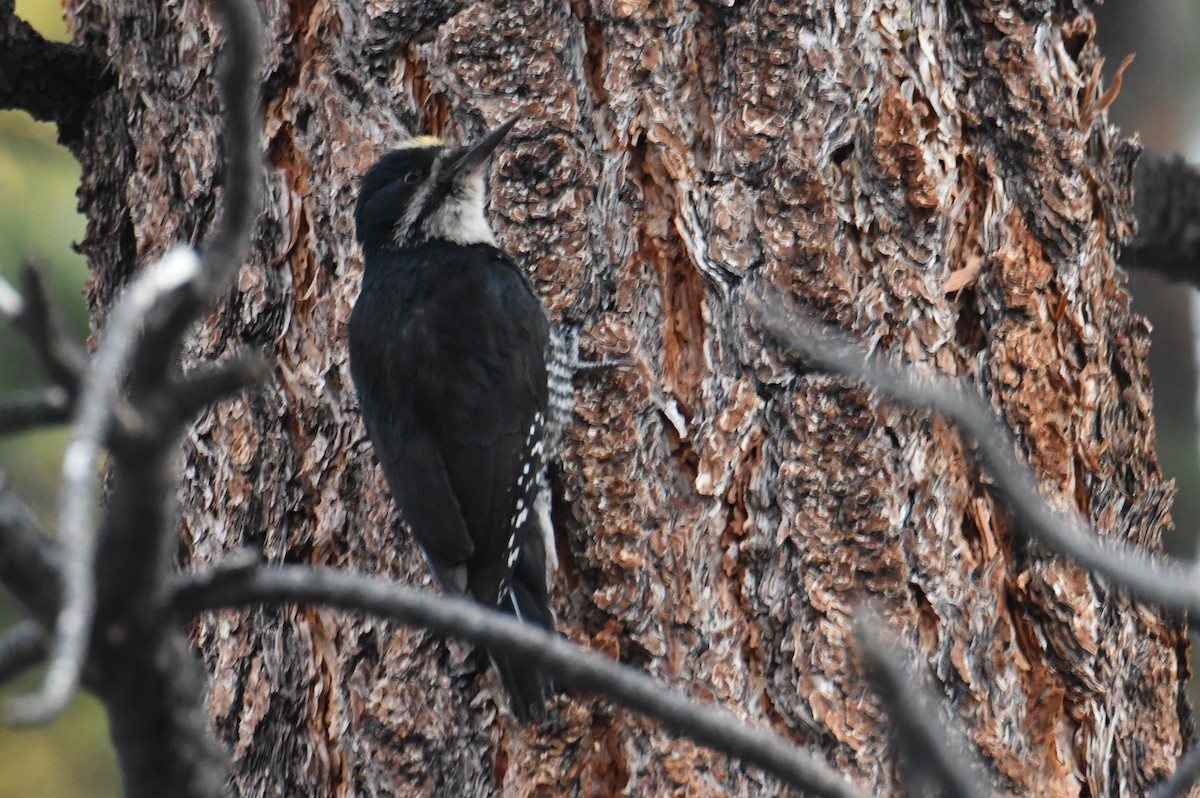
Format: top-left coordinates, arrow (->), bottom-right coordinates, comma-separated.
490,561 -> 556,722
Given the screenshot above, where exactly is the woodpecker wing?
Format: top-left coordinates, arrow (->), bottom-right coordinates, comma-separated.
423,245 -> 549,605
349,243 -> 549,604
350,264 -> 477,593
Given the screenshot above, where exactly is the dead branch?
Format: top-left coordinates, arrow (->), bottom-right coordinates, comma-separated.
750,289 -> 1200,618
173,561 -> 872,798
7,247 -> 202,725
0,621 -> 46,685
0,476 -> 61,625
1125,150 -> 1200,283
0,387 -> 71,433
856,618 -> 992,797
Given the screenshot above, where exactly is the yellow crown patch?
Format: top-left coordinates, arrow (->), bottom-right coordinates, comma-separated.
399,135 -> 444,149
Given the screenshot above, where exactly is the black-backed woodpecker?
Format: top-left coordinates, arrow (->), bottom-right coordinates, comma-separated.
349,119 -> 557,722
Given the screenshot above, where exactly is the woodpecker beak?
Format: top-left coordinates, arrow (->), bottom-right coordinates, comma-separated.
451,118 -> 517,178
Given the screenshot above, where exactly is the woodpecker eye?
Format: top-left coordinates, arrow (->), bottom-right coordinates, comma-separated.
400,170 -> 421,184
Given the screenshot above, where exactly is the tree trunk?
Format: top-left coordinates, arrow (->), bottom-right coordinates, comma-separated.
65,0 -> 1191,795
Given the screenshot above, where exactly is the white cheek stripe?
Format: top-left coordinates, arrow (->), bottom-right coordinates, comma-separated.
426,189 -> 498,246
395,161 -> 497,247
393,180 -> 433,247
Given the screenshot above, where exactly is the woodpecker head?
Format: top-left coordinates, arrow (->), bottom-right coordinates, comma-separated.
354,119 -> 516,256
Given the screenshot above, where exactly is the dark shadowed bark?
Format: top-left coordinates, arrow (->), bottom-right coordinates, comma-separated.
47,0 -> 1191,795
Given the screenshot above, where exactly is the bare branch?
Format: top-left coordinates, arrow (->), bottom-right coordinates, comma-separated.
0,475 -> 61,626
0,0 -> 265,788
749,290 -> 1200,617
13,260 -> 87,395
856,618 -> 992,797
0,0 -> 262,792
0,262 -> 83,435
0,622 -> 47,685
199,0 -> 262,286
0,260 -> 86,401
1153,745 -> 1200,798
167,353 -> 271,421
126,0 -> 264,392
0,387 -> 71,434
5,247 -> 201,726
1124,150 -> 1200,283
174,563 -> 871,798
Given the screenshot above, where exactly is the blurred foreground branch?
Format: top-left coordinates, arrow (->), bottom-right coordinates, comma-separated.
175,561 -> 871,798
750,289 -> 1200,618
1125,150 -> 1200,283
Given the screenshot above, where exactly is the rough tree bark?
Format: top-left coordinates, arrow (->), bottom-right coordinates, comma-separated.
62,0 -> 1190,795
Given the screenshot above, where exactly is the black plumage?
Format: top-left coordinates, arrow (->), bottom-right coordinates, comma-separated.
349,122 -> 556,721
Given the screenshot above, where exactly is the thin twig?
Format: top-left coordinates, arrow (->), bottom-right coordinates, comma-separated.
5,247 -> 200,726
0,622 -> 47,685
0,475 -> 61,625
749,290 -> 1200,618
173,563 -> 871,798
167,354 -> 270,421
127,0 -> 263,393
0,387 -> 71,434
199,0 -> 261,284
14,260 -> 87,395
0,262 -> 85,436
856,618 -> 992,797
